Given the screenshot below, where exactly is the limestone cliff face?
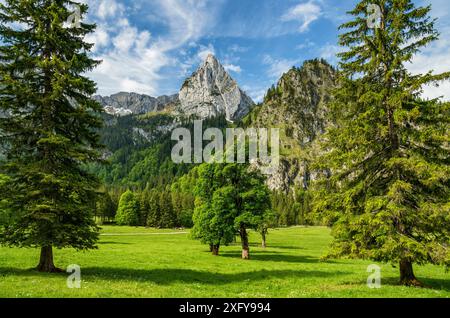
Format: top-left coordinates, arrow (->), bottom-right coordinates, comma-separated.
245,59 -> 337,192
178,54 -> 254,122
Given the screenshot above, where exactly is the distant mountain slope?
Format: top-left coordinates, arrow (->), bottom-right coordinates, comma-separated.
242,59 -> 337,192
92,58 -> 336,193
94,92 -> 179,116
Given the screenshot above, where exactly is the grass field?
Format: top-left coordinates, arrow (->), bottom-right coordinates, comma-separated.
0,226 -> 449,298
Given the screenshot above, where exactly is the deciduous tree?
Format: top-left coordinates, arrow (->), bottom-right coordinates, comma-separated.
115,190 -> 139,226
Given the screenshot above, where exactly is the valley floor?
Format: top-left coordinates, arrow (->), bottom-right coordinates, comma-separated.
0,226 -> 449,298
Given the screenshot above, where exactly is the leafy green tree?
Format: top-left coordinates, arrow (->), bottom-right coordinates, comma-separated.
258,210 -> 277,248
192,163 -> 271,259
192,164 -> 235,255
0,0 -> 102,272
115,190 -> 139,226
313,0 -> 450,286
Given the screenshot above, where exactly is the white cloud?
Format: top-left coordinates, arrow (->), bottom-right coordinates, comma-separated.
83,0 -> 221,96
85,25 -> 109,52
282,1 -> 322,33
296,39 -> 315,50
197,44 -> 216,61
319,43 -> 343,65
229,44 -> 249,53
246,87 -> 267,103
112,26 -> 139,52
96,0 -> 123,20
407,40 -> 450,101
263,55 -> 299,79
224,64 -> 242,74
406,1 -> 450,101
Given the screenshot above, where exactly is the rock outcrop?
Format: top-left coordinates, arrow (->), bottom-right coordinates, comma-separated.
178,54 -> 254,122
94,92 -> 179,116
246,59 -> 337,192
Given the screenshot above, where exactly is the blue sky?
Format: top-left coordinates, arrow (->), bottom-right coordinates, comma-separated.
79,0 -> 450,102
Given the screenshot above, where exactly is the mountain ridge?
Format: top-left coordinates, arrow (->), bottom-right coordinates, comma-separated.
94,58 -> 336,192
94,92 -> 179,117
95,54 -> 254,122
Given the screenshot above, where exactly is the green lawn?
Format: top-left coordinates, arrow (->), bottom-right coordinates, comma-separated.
0,226 -> 448,298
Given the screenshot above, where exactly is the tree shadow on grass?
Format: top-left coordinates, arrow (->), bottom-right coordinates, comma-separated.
198,246 -> 337,264
246,243 -> 304,250
0,267 -> 350,285
218,251 -> 334,264
98,241 -> 132,245
80,267 -> 351,285
0,267 -> 67,277
381,276 -> 450,292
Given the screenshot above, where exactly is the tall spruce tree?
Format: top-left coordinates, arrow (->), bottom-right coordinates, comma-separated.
0,1 -> 103,272
313,0 -> 450,286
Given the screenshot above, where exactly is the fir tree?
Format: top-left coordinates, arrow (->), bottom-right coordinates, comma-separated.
314,0 -> 450,286
158,190 -> 175,228
95,190 -> 116,224
146,189 -> 160,227
0,0 -> 103,272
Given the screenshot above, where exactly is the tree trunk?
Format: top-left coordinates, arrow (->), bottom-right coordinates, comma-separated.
211,244 -> 220,256
399,259 -> 422,287
36,246 -> 62,273
261,231 -> 267,248
240,226 -> 250,260
209,244 -> 213,253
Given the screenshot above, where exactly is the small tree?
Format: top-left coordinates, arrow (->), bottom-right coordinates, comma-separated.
192,200 -> 236,256
115,190 -> 139,226
258,210 -> 277,248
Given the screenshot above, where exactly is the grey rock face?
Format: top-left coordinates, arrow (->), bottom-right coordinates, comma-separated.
94,92 -> 179,116
178,54 -> 254,122
248,59 -> 337,192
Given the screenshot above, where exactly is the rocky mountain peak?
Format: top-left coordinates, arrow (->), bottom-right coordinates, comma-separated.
178,54 -> 254,122
204,53 -> 218,65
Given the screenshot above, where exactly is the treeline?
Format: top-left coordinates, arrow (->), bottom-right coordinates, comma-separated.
95,187 -> 194,228
95,167 -> 318,228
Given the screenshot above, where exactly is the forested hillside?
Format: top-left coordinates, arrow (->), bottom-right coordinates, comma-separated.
90,59 -> 337,229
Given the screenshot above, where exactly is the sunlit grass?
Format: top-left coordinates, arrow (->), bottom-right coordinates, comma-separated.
0,226 -> 448,298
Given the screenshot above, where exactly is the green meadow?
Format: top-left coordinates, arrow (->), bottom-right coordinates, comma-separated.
0,226 -> 449,298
